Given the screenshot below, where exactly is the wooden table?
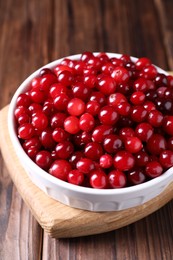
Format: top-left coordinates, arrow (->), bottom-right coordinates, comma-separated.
0,0 -> 173,259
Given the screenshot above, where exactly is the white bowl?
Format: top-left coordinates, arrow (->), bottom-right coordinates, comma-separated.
8,53 -> 173,211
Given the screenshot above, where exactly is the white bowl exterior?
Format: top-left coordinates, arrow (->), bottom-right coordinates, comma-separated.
8,53 -> 173,211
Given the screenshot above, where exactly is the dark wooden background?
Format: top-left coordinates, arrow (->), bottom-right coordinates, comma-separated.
0,0 -> 173,259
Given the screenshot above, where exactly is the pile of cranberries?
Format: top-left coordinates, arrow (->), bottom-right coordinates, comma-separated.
14,52 -> 173,189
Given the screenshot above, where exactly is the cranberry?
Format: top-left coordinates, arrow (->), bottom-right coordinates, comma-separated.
99,154 -> 113,168
108,170 -> 127,188
67,170 -> 84,186
135,122 -> 154,142
133,78 -> 148,92
79,113 -> 95,132
154,73 -> 168,87
96,75 -> 116,95
69,151 -> 84,168
127,169 -> 146,185
124,136 -> 143,153
84,75 -> 97,88
40,128 -> 56,150
159,150 -> 173,168
50,112 -> 67,128
148,110 -> 163,127
108,93 -> 127,108
130,91 -> 145,105
90,170 -> 108,189
57,70 -> 73,86
67,98 -> 85,116
113,151 -> 135,171
111,66 -> 130,84
135,57 -> 151,70
135,151 -> 149,167
116,102 -> 131,116
17,94 -> 31,107
130,106 -> 148,122
49,160 -> 72,181
99,106 -> 119,125
30,88 -> 46,104
119,127 -> 135,141
49,83 -> 67,98
84,142 -> 103,160
86,100 -> 100,116
162,116 -> 173,135
103,134 -> 123,154
76,158 -> 95,173
31,111 -> 48,131
23,137 -> 41,151
64,116 -> 80,134
53,93 -> 70,111
18,123 -> 35,139
40,74 -> 57,92
90,91 -> 106,106
35,150 -> 52,170
147,134 -> 167,155
73,131 -> 92,148
72,82 -> 91,101
145,161 -> 163,178
92,125 -> 113,143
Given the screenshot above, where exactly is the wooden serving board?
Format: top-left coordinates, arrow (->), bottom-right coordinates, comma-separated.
0,105 -> 173,238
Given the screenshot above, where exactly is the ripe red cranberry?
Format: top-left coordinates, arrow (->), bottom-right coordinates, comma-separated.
64,116 -> 80,134
17,93 -> 31,107
49,160 -> 72,181
67,170 -> 84,186
69,151 -> 84,168
90,91 -> 106,106
124,136 -> 143,153
162,116 -> 173,135
30,88 -> 46,104
57,70 -> 73,86
79,113 -> 95,132
55,141 -> 74,159
113,151 -> 135,171
99,106 -> 119,125
143,101 -> 156,112
40,128 -> 56,150
130,91 -> 145,105
67,98 -> 85,116
84,74 -> 97,88
135,57 -> 151,70
108,170 -> 127,188
53,93 -> 70,111
108,93 -> 127,108
119,127 -> 135,141
84,142 -> 103,160
130,106 -> 148,122
111,66 -> 130,84
140,65 -> 157,80
76,158 -> 95,173
89,170 -> 108,189
73,131 -> 92,148
127,169 -> 146,185
52,127 -> 69,143
147,110 -> 163,127
39,74 -> 58,92
134,151 -> 149,167
145,161 -> 163,178
116,102 -> 131,116
35,150 -> 52,170
96,75 -> 116,95
167,137 -> 173,151
135,122 -> 154,142
133,78 -> 148,92
50,112 -> 67,129
99,154 -> 113,168
92,125 -> 113,143
31,111 -> 48,131
159,150 -> 173,168
86,100 -> 100,116
154,73 -> 168,87
72,82 -> 91,100
103,134 -> 123,153
18,123 -> 35,139
49,83 -> 67,98
23,137 -> 41,151
147,134 -> 167,155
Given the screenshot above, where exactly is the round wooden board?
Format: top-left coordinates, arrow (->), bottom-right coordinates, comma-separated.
0,105 -> 173,238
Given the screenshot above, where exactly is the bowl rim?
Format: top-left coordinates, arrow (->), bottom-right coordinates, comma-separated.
8,52 -> 173,196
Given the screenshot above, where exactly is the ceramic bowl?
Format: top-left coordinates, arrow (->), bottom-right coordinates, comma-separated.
8,53 -> 173,211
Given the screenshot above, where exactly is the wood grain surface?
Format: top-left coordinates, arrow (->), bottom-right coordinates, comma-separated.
0,0 -> 173,259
